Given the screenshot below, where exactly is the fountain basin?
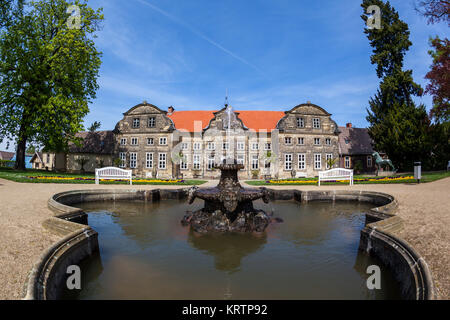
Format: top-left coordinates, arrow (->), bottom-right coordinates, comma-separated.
24,189 -> 436,300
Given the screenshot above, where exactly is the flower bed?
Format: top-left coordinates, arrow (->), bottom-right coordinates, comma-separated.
27,176 -> 184,183
266,176 -> 415,185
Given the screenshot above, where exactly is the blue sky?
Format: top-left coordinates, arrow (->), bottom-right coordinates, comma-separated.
1,0 -> 448,151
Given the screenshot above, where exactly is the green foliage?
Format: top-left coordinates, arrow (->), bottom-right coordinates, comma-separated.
251,169 -> 260,179
326,157 -> 337,169
362,0 -> 433,171
0,0 -> 103,169
0,159 -> 15,167
88,121 -> 101,132
354,160 -> 363,172
113,158 -> 122,167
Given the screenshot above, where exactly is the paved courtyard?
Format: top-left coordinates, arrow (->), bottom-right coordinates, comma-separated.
0,177 -> 448,299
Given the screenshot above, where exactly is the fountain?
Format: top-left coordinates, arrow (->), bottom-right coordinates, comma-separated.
181,161 -> 279,233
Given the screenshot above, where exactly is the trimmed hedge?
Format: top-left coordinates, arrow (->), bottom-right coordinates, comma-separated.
0,160 -> 15,168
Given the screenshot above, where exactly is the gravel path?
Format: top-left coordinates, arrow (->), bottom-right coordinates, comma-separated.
0,178 -> 448,299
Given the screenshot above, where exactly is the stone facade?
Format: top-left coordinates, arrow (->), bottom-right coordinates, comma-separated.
113,102 -> 341,179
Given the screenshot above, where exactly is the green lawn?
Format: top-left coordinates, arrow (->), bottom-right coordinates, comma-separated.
0,168 -> 207,185
245,171 -> 450,186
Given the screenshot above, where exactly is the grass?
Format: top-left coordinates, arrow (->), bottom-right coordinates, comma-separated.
245,171 -> 450,186
0,167 -> 207,185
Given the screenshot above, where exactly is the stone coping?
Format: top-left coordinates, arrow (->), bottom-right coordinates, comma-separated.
24,188 -> 435,300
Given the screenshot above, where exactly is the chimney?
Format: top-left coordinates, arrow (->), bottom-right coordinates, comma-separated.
168,106 -> 175,115
346,123 -> 352,128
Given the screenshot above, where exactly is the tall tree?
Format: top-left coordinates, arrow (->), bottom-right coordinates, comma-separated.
88,121 -> 101,132
415,0 -> 450,25
0,0 -> 103,169
362,0 -> 431,170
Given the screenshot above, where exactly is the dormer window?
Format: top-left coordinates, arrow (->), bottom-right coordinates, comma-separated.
313,118 -> 320,129
132,118 -> 140,128
297,117 -> 305,128
148,117 -> 156,128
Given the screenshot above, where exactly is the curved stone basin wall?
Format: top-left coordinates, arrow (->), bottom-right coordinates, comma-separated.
24,188 -> 435,300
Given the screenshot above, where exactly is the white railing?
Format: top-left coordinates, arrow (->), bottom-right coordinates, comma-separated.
318,168 -> 353,186
95,167 -> 133,185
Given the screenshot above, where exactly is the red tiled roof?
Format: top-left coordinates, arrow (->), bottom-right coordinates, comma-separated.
167,110 -> 285,132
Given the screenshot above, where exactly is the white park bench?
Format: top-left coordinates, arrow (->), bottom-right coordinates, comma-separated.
95,167 -> 133,185
318,168 -> 353,186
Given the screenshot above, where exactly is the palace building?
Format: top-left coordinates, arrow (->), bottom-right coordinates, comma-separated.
113,101 -> 340,179
33,101 -> 376,178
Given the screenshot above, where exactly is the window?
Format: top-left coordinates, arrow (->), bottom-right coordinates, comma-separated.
326,154 -> 333,169
345,156 -> 351,169
297,117 -> 305,128
314,138 -> 321,145
251,142 -> 259,150
222,143 -> 229,150
120,138 -> 127,145
298,154 -> 306,170
131,137 -> 138,146
119,152 -> 126,168
313,118 -> 321,129
132,118 -> 140,128
237,141 -> 245,150
193,142 -> 201,150
180,154 -> 188,170
367,156 -> 372,168
159,153 -> 167,169
148,117 -> 156,128
326,138 -> 331,145
284,154 -> 292,170
314,154 -> 321,170
251,154 -> 259,170
130,152 -> 137,169
159,137 -> 167,145
264,143 -> 271,150
181,143 -> 189,150
285,137 -> 292,144
193,154 -> 201,170
146,153 -> 153,169
237,154 -> 245,166
298,137 -> 304,145
147,138 -> 154,145
207,155 -> 215,170
345,139 -> 350,145
207,142 -> 215,150
45,154 -> 49,164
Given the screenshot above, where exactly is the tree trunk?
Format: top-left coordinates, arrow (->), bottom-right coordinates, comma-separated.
14,123 -> 27,170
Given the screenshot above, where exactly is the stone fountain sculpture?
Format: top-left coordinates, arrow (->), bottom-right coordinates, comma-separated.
181,161 -> 274,233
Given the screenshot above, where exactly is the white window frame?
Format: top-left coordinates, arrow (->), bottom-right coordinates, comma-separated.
148,117 -> 156,128
367,155 -> 373,168
130,152 -> 137,169
345,156 -> 351,169
222,142 -> 229,151
264,143 -> 271,150
313,118 -> 321,129
120,138 -> 127,146
314,138 -> 321,145
181,142 -> 189,150
251,154 -> 259,170
326,154 -> 333,169
131,137 -> 139,146
180,154 -> 188,170
284,154 -> 293,171
159,137 -> 167,145
237,154 -> 245,166
207,142 -> 216,151
132,118 -> 140,128
119,152 -> 126,168
298,137 -> 304,145
193,154 -> 201,170
325,138 -> 331,145
159,153 -> 167,169
193,142 -> 201,151
284,137 -> 292,145
237,141 -> 245,151
146,153 -> 153,169
298,153 -> 306,170
297,117 -> 305,128
251,142 -> 259,150
147,137 -> 154,145
314,154 -> 321,170
207,155 -> 215,170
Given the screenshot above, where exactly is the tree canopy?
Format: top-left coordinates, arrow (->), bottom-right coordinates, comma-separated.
0,0 -> 103,169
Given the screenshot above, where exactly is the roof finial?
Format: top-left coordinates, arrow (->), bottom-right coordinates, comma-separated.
224,89 -> 229,107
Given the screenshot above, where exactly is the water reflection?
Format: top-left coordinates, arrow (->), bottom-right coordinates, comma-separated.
187,231 -> 267,273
